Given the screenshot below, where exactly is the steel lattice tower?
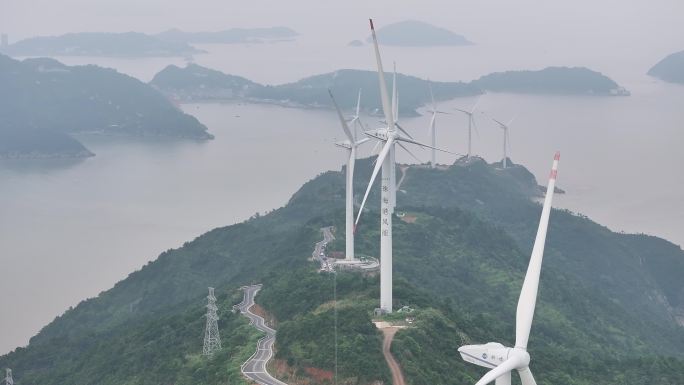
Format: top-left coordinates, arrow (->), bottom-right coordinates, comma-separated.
202,287 -> 222,356
5,369 -> 13,385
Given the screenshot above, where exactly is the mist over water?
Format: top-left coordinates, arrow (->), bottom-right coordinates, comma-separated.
1,0 -> 683,354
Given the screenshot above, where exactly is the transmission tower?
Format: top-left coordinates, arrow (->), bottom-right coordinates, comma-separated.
5,368 -> 13,385
203,287 -> 222,356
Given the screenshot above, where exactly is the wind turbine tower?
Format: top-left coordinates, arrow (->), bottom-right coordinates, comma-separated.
454,97 -> 482,159
458,152 -> 560,385
203,287 -> 222,356
4,369 -> 13,385
357,19 -> 453,313
329,90 -> 368,260
427,82 -> 451,168
492,117 -> 515,168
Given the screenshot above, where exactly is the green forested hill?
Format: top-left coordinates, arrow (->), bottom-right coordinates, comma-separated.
1,157 -> 683,385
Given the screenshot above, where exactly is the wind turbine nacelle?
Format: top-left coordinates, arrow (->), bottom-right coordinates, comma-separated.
458,342 -> 512,369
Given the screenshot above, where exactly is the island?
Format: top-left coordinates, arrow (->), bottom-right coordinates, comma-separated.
648,50 -> 684,84
0,54 -> 212,158
1,156 -> 683,385
0,32 -> 202,57
150,64 -> 628,116
155,26 -> 298,44
471,66 -> 630,95
365,20 -> 472,47
151,65 -> 480,115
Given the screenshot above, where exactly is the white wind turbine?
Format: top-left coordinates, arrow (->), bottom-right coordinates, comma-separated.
427,82 -> 452,168
458,152 -> 561,385
454,96 -> 482,159
329,90 -> 369,261
356,19 -> 454,313
492,116 -> 515,169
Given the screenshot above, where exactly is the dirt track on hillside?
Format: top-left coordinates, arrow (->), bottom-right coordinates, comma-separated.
382,327 -> 406,385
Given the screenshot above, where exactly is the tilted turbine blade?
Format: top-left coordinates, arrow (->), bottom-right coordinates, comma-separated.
470,94 -> 483,113
397,142 -> 422,164
474,357 -> 521,385
517,367 -> 537,385
454,107 -> 470,115
355,138 -> 394,226
515,152 -> 560,349
492,117 -> 507,128
397,135 -> 458,154
394,122 -> 415,140
369,19 -> 395,131
354,137 -> 371,147
369,139 -> 383,155
328,90 -> 355,142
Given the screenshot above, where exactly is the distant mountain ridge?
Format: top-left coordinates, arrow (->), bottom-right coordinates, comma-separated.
0,32 -> 202,57
648,50 -> 684,84
365,20 -> 472,46
150,64 -> 628,115
0,54 -> 212,158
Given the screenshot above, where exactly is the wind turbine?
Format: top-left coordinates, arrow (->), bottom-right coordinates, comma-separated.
356,19 -> 454,313
427,82 -> 451,168
329,90 -> 369,261
492,116 -> 515,169
458,152 -> 560,385
454,96 -> 482,160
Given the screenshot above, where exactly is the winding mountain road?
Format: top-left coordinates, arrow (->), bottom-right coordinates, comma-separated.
237,285 -> 287,385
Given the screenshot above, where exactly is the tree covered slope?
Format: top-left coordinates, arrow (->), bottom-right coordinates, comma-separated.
1,157 -> 682,385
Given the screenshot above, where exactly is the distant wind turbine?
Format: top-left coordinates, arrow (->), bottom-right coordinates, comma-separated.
458,152 -> 561,385
329,90 -> 369,261
454,96 -> 483,159
491,116 -> 516,169
427,82 -> 452,168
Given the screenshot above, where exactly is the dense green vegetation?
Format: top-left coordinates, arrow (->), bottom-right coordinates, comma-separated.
0,54 -> 212,158
156,27 -> 298,44
1,157 -> 683,384
0,32 -> 201,57
365,20 -> 472,46
648,50 -> 684,84
472,67 -> 628,95
150,64 -> 628,115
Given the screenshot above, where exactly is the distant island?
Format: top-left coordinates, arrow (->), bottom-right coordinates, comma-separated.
0,32 -> 202,57
0,54 -> 212,159
151,64 -> 628,115
648,50 -> 684,84
365,20 -> 472,47
155,27 -> 298,44
150,65 -> 480,115
472,67 -> 630,96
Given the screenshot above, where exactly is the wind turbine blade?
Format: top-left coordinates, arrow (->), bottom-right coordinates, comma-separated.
355,137 -> 371,147
508,114 -> 517,126
453,107 -> 470,115
328,90 -> 354,142
397,142 -> 422,164
429,80 -> 436,110
515,151 -> 560,349
370,140 -> 382,155
470,94 -> 483,113
472,116 -> 481,138
517,367 -> 537,385
473,357 -> 520,385
506,129 -> 511,153
369,19 -> 395,130
394,122 -> 415,140
492,117 -> 507,128
392,62 -> 398,124
355,138 -> 394,226
356,89 -> 362,118
397,135 -> 458,154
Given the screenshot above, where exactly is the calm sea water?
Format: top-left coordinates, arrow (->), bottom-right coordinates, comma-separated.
1,39 -> 683,354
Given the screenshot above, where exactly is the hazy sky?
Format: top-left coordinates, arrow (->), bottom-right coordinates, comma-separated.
2,0 -> 683,49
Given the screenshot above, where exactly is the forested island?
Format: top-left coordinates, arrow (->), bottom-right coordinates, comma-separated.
648,50 -> 684,84
0,32 -> 202,57
0,54 -> 212,158
365,20 -> 472,46
151,64 -> 628,115
1,156 -> 682,385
